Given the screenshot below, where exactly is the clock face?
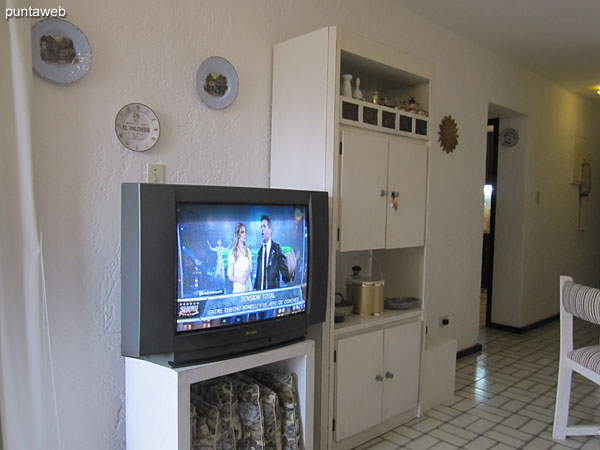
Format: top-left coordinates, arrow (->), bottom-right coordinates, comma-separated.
115,103 -> 160,152
500,128 -> 518,147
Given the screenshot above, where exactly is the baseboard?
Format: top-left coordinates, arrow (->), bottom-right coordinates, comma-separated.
487,314 -> 559,334
456,343 -> 482,359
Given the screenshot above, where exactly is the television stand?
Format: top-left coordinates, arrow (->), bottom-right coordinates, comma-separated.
125,339 -> 315,450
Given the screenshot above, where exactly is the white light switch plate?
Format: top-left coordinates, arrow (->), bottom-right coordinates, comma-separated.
146,163 -> 165,183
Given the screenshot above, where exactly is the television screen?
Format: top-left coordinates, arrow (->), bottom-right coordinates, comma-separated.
176,203 -> 308,332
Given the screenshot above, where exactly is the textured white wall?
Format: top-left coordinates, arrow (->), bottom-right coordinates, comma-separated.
22,0 -> 600,448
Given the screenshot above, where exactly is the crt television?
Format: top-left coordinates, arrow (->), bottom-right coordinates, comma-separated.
121,183 -> 329,366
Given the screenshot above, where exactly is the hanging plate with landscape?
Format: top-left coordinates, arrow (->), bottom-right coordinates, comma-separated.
196,56 -> 239,109
31,18 -> 91,84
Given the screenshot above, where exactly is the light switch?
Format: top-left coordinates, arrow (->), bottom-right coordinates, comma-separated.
146,163 -> 165,183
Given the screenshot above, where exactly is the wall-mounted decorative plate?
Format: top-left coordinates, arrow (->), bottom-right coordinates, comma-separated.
115,103 -> 160,152
196,56 -> 238,109
500,128 -> 519,147
31,18 -> 91,84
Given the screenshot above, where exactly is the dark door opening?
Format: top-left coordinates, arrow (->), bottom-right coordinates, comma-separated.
481,119 -> 499,327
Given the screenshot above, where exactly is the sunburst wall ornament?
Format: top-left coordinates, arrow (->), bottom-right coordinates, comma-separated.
438,115 -> 459,153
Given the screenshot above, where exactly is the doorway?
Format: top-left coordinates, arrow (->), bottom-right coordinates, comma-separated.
480,119 -> 499,327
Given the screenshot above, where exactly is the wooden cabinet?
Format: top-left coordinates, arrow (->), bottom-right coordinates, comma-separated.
340,128 -> 428,252
334,320 -> 421,442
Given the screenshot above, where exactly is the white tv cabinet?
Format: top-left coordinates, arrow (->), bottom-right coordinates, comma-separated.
125,339 -> 314,450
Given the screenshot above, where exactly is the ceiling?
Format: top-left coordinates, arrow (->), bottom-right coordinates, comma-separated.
392,0 -> 600,104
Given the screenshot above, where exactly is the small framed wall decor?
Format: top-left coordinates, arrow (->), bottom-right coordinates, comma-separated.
115,103 -> 160,152
196,56 -> 239,110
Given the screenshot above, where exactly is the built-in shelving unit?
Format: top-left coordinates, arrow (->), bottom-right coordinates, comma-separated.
270,26 -> 435,450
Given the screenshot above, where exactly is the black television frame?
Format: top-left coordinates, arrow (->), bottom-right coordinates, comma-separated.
121,183 -> 329,366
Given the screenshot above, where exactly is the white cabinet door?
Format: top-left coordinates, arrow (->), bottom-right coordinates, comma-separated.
381,321 -> 422,421
386,138 -> 428,249
339,129 -> 389,252
335,330 -> 383,441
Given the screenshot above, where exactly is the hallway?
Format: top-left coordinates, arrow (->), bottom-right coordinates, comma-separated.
356,319 -> 600,449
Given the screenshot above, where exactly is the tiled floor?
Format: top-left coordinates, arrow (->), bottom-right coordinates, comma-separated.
355,319 -> 600,449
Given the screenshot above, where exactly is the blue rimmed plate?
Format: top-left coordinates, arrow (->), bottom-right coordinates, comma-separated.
31,18 -> 91,84
196,56 -> 238,109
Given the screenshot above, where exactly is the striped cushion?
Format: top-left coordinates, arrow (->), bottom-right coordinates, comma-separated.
568,346 -> 600,375
562,281 -> 600,325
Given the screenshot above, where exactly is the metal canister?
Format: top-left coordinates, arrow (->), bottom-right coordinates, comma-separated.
345,256 -> 385,316
348,278 -> 384,316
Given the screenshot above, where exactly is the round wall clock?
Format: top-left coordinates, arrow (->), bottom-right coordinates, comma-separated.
500,128 -> 519,147
115,103 -> 160,152
438,115 -> 459,153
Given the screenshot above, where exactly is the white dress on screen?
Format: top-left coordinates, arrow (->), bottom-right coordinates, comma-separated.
228,248 -> 252,293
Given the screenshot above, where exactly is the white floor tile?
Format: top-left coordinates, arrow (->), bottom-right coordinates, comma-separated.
428,442 -> 458,450
464,436 -> 497,450
502,413 -> 530,429
392,425 -> 421,440
380,431 -> 409,446
522,437 -> 555,450
405,435 -> 440,450
354,437 -> 383,450
428,428 -> 468,447
410,417 -> 443,433
448,412 -> 478,428
520,419 -> 549,435
490,443 -> 518,450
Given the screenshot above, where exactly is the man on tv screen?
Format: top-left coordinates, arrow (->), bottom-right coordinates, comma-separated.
254,215 -> 297,290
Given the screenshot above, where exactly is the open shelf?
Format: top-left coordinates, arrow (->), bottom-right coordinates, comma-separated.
339,49 -> 430,140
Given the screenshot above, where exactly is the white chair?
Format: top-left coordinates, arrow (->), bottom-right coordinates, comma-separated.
553,276 -> 600,439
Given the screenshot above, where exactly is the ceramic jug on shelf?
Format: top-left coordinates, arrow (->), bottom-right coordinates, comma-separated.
341,74 -> 353,98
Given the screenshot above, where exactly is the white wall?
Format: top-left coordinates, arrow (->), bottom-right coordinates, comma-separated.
19,0 -> 600,447
492,115 -> 528,327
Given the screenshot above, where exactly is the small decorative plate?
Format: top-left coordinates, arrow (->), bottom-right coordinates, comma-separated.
31,18 -> 91,84
115,103 -> 160,152
196,57 -> 238,109
500,128 -> 519,147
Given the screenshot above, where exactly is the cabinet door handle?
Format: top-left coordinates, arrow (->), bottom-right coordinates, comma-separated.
385,371 -> 394,379
390,191 -> 399,199
378,190 -> 387,197
375,374 -> 384,382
